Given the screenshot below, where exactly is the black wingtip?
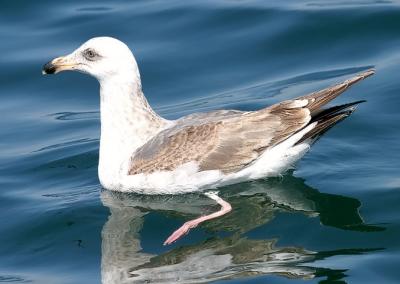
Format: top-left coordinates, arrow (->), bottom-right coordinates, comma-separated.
297,100 -> 366,145
311,100 -> 366,122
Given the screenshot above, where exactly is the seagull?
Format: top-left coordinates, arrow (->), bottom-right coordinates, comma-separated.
43,37 -> 374,245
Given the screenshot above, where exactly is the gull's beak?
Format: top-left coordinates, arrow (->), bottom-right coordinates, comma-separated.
42,55 -> 77,75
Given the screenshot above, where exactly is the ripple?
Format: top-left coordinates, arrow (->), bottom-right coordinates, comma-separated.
0,275 -> 31,283
32,138 -> 97,153
306,0 -> 393,8
49,111 -> 99,121
42,184 -> 98,199
76,6 -> 113,13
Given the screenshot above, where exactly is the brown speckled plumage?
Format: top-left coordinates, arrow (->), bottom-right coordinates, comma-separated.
129,69 -> 374,175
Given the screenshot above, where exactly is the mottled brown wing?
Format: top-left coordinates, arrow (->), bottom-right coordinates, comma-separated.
129,100 -> 310,175
129,69 -> 374,175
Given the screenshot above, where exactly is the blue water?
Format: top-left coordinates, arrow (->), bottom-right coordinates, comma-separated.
1,1 -> 399,283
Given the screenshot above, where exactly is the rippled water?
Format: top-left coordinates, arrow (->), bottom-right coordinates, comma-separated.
1,1 -> 400,283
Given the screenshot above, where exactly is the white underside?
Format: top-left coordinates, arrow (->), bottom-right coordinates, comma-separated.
100,122 -> 317,194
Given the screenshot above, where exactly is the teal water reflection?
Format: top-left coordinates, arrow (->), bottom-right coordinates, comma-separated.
101,176 -> 383,283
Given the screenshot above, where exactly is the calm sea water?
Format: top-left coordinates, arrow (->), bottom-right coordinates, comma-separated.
1,1 -> 400,283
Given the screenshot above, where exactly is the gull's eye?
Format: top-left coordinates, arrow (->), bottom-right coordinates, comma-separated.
83,48 -> 98,61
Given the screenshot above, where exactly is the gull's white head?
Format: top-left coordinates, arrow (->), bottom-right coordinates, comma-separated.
43,37 -> 140,83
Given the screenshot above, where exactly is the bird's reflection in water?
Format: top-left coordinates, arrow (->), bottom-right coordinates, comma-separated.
100,175 -> 383,283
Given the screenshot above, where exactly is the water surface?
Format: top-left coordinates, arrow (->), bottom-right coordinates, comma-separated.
0,1 -> 399,283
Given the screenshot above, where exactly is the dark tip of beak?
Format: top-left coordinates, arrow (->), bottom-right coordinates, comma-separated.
42,61 -> 56,75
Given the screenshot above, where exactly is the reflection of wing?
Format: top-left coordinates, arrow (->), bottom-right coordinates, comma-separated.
197,176 -> 384,233
266,175 -> 384,232
129,70 -> 374,175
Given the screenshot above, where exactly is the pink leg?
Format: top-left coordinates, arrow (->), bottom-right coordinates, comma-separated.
163,192 -> 232,245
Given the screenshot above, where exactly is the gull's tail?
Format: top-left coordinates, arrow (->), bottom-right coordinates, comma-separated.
296,100 -> 365,145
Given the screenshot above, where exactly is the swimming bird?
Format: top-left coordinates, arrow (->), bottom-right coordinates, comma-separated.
43,37 -> 374,245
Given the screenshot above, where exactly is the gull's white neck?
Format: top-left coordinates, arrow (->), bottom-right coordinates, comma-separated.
98,73 -> 169,189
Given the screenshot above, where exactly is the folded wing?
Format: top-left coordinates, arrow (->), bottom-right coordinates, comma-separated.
129,69 -> 374,175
